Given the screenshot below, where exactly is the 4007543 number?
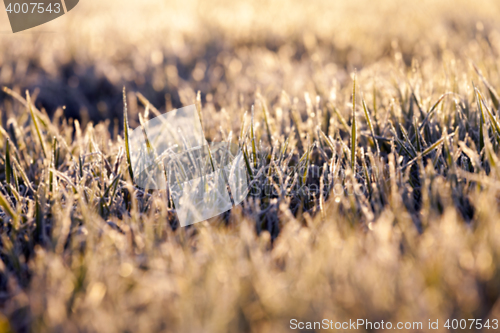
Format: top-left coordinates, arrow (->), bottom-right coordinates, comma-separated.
444,318 -> 499,330
5,2 -> 61,14
4,1 -> 79,33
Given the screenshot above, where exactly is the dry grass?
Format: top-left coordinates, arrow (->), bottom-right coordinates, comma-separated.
1,0 -> 500,332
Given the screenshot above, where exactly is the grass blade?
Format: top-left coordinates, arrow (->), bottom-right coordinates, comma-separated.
319,127 -> 335,153
418,93 -> 452,132
391,126 -> 416,159
139,110 -> 154,154
351,73 -> 357,170
408,83 -> 425,119
329,102 -> 349,132
477,89 -> 500,139
302,138 -> 311,185
361,147 -> 372,195
27,91 -> 47,158
473,63 -> 500,110
399,124 -> 417,157
136,92 -> 162,118
401,133 -> 455,170
0,190 -> 18,227
260,98 -> 273,144
362,98 -> 379,154
123,87 -> 134,181
242,147 -> 254,181
422,134 -> 451,156
195,90 -> 205,131
251,105 -> 258,168
5,139 -> 12,186
413,117 -> 422,152
473,83 -> 485,153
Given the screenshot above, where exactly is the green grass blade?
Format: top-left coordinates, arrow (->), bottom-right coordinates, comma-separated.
391,126 -> 416,159
50,137 -> 57,194
478,90 -> 500,140
330,103 -> 350,132
413,117 -> 422,152
5,139 -> 12,186
421,135 -> 450,156
123,87 -> 134,181
196,95 -> 215,171
260,98 -> 273,144
27,91 -> 47,158
239,111 -> 247,146
473,63 -> 500,110
12,157 -> 33,193
474,83 -> 485,153
418,93 -> 451,132
399,124 -> 418,157
401,133 -> 455,170
278,135 -> 290,167
206,144 -> 216,172
196,91 -> 204,130
0,190 -> 18,227
409,84 -> 425,119
242,147 -> 254,181
319,127 -> 335,152
136,92 -> 162,118
363,148 -> 373,195
362,98 -> 379,154
251,106 -> 258,168
351,73 -> 357,170
302,139 -> 311,185
139,111 -> 154,154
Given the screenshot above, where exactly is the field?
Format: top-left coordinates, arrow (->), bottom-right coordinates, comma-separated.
1,0 -> 500,332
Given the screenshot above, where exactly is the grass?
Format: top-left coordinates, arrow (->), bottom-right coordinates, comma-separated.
0,0 -> 500,332
123,88 -> 134,181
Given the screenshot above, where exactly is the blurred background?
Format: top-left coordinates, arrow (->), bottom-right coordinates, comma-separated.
1,0 -> 499,128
